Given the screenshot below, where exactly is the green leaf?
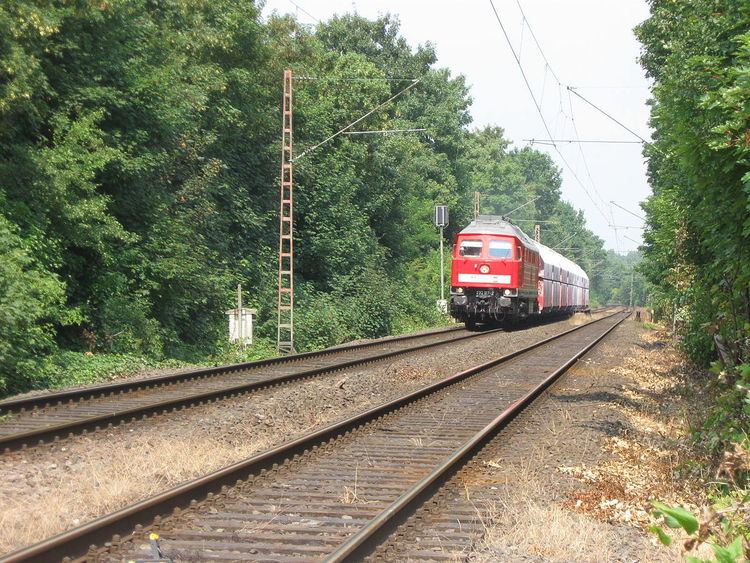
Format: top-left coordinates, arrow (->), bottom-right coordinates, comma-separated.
664,514 -> 682,529
711,546 -> 733,563
649,524 -> 673,546
651,501 -> 699,534
710,537 -> 744,563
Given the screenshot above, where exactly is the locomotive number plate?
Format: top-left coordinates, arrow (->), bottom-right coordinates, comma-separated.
458,273 -> 511,284
475,289 -> 494,298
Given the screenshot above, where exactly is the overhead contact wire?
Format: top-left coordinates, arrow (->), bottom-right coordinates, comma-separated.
567,87 -> 651,145
487,0 -> 556,146
292,79 -> 420,162
489,0 -> 619,232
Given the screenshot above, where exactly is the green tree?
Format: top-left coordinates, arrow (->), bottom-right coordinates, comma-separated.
0,5 -> 636,394
636,0 -> 750,363
0,215 -> 68,394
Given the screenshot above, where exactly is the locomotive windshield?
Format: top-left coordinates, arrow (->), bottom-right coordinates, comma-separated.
459,240 -> 483,257
489,240 -> 513,258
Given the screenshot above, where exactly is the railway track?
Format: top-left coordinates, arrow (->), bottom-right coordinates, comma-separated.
372,312 -> 627,561
2,309 -> 628,562
0,326 -> 495,453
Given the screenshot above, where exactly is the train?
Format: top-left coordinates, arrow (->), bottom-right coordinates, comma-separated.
449,215 -> 589,328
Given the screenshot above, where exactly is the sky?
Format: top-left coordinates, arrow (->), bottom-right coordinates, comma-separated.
262,0 -> 653,253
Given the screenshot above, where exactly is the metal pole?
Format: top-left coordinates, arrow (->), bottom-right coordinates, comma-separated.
277,69 -> 294,354
439,226 -> 445,303
629,270 -> 634,309
237,283 -> 243,348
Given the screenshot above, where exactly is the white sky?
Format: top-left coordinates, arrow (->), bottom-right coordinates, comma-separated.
262,0 -> 652,252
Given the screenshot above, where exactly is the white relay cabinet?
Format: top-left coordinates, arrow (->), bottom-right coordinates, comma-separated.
226,307 -> 257,345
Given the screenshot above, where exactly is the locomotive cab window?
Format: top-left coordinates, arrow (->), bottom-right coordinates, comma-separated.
459,240 -> 483,257
488,240 -> 513,258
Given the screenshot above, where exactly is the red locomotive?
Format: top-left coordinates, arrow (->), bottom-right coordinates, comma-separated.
450,216 -> 589,328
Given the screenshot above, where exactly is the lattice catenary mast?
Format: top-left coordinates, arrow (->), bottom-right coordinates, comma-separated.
277,69 -> 294,354
275,72 -> 421,352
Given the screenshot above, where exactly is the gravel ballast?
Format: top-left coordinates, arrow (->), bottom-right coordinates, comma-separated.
0,313 -> 607,554
378,318 -> 685,561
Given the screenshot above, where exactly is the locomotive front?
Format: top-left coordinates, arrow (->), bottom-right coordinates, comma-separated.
449,219 -> 533,328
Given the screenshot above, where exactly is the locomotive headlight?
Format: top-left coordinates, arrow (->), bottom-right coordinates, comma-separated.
457,287 -> 464,293
479,264 -> 490,274
504,289 -> 511,296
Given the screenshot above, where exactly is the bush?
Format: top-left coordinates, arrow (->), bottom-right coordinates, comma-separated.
295,292 -> 350,352
0,216 -> 69,396
679,289 -> 720,366
93,272 -> 166,357
38,351 -> 187,390
210,337 -> 278,365
293,263 -> 448,353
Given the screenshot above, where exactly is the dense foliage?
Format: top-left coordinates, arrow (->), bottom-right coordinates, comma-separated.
638,4 -> 750,552
636,0 -> 750,365
0,1 -> 634,396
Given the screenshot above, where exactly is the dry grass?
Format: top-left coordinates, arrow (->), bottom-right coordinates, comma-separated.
387,364 -> 438,383
472,495 -> 617,561
338,484 -> 374,505
408,436 -> 426,449
338,464 -> 374,505
551,327 -> 721,561
463,473 -> 671,562
0,424 -> 288,554
559,333 -> 708,531
487,474 -> 713,563
567,311 -> 593,327
406,435 -> 437,448
458,451 -> 626,561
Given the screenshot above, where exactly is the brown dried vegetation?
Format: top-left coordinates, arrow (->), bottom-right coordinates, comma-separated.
557,327 -> 720,558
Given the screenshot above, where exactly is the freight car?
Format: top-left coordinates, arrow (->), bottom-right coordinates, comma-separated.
449,215 -> 589,328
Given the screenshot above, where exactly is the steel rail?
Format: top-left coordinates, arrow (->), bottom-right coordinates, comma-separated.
1,309 -> 608,415
0,310 -> 625,563
327,310 -> 629,561
0,326 -> 465,414
0,327 -> 494,453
